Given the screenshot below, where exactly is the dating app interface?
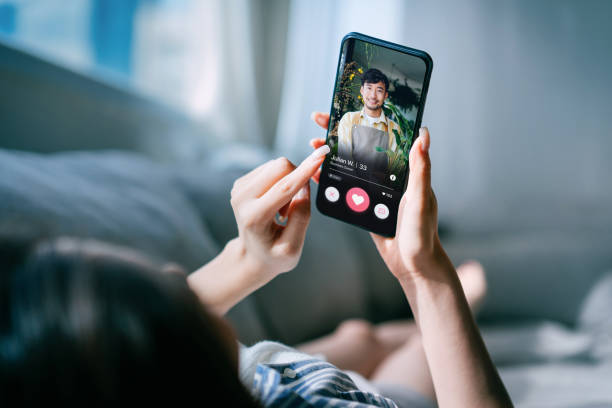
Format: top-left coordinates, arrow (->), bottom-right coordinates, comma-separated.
317,37 -> 429,236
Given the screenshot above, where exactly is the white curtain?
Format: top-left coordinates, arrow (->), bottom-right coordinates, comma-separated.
274,0 -> 612,230
132,0 -> 291,147
133,0 -> 263,144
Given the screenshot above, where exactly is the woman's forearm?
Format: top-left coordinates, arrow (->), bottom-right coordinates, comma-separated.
187,238 -> 272,315
399,243 -> 512,408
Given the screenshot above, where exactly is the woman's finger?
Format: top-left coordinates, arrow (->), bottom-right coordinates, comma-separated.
311,167 -> 322,184
277,182 -> 311,249
310,112 -> 330,130
308,139 -> 326,184
309,138 -> 326,149
233,157 -> 297,201
370,232 -> 393,257
407,127 -> 431,199
258,145 -> 329,217
232,159 -> 279,202
392,127 -> 431,234
232,159 -> 273,192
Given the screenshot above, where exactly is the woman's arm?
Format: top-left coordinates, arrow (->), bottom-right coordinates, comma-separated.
310,113 -> 512,407
372,129 -> 512,407
187,238 -> 268,316
188,145 -> 330,315
396,243 -> 511,407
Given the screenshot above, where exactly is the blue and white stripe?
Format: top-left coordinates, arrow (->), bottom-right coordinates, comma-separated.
252,359 -> 398,407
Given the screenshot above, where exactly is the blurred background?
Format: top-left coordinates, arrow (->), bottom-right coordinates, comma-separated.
2,1 -> 612,406
2,0 -> 612,231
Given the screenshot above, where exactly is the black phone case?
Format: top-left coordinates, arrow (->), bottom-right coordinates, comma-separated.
315,32 -> 433,237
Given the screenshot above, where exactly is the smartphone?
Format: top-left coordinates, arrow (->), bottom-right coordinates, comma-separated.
315,32 -> 433,237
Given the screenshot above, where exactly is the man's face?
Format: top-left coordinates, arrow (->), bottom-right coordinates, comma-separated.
360,81 -> 388,111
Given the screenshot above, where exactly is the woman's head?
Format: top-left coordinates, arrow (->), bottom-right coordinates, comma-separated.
0,237 -> 258,406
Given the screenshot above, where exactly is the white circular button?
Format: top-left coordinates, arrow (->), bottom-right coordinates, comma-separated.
374,203 -> 390,220
324,186 -> 340,202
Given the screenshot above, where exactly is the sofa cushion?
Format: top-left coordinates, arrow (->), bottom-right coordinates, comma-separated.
0,149 -> 219,270
444,229 -> 612,326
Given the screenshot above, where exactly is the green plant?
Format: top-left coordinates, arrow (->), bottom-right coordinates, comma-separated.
328,61 -> 362,155
377,100 -> 415,177
330,62 -> 362,133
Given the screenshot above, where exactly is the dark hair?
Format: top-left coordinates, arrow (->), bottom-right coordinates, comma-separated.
361,68 -> 389,92
0,237 -> 260,407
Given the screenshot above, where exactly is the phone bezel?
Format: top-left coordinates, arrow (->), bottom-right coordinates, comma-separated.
315,32 -> 434,237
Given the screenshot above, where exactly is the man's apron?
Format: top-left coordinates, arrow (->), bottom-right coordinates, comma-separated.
351,124 -> 389,184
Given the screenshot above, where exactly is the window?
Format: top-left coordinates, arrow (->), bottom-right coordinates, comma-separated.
0,0 -> 221,118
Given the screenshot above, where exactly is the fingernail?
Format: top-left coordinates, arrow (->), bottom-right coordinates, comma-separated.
419,127 -> 429,152
310,112 -> 316,121
311,144 -> 330,159
296,184 -> 309,199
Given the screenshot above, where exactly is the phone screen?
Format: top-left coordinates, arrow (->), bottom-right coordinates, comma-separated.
316,33 -> 433,237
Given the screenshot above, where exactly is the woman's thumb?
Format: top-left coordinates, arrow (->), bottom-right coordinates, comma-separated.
407,127 -> 431,196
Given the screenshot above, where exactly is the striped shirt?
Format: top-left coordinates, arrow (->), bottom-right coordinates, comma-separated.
241,341 -> 398,408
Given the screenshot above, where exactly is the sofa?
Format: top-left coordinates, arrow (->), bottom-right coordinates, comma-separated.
2,146 -> 612,407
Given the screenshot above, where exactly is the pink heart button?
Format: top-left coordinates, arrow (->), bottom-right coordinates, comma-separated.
345,187 -> 370,213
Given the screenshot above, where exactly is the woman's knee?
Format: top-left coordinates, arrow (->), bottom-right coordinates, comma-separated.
335,319 -> 377,344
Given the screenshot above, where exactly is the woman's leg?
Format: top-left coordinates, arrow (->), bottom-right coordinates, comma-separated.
296,318 -> 398,378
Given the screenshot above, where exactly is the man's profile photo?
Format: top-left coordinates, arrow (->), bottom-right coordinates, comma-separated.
337,68 -> 401,183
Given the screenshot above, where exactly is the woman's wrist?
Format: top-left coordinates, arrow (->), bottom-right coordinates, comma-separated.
224,237 -> 277,284
397,258 -> 459,305
394,238 -> 455,285
188,237 -> 277,315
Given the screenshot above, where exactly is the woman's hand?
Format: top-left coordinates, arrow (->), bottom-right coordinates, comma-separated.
189,144 -> 330,315
369,127 -> 441,281
230,144 -> 330,278
310,111 -> 441,282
